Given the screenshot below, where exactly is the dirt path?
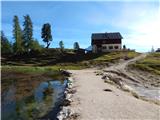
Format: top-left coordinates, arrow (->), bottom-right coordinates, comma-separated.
68,54 -> 160,120
106,53 -> 147,71
69,69 -> 159,120
103,53 -> 160,101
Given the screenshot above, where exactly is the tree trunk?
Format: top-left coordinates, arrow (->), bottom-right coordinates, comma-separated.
46,42 -> 50,49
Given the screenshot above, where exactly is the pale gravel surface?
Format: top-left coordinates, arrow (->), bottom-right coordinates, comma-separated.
69,69 -> 160,120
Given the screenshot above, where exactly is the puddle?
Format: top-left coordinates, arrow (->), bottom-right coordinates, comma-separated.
2,79 -> 67,120
131,84 -> 160,101
130,84 -> 160,101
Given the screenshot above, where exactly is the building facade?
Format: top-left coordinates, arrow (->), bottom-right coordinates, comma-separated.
91,32 -> 123,53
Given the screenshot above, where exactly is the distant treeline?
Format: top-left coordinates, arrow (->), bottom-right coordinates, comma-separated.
1,14 -> 80,56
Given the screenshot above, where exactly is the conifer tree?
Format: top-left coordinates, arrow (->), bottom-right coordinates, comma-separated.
59,40 -> 64,51
23,14 -> 33,52
30,39 -> 42,52
13,15 -> 23,54
1,31 -> 12,54
74,42 -> 80,50
41,23 -> 52,48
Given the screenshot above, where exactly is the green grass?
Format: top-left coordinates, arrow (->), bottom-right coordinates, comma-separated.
1,64 -> 85,74
2,48 -> 140,66
2,50 -> 140,72
130,53 -> 160,75
55,65 -> 86,70
1,66 -> 59,74
93,51 -> 140,62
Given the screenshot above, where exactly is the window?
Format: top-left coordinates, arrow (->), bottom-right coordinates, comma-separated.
102,46 -> 106,49
109,46 -> 113,49
114,46 -> 119,49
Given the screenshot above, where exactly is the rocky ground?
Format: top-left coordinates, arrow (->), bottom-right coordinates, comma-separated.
102,53 -> 160,102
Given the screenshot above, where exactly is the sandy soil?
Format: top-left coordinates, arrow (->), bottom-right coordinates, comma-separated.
68,54 -> 160,120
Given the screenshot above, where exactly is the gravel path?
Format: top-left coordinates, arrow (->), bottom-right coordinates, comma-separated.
69,54 -> 160,120
69,69 -> 159,120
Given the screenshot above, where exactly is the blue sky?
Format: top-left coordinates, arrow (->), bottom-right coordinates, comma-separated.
1,1 -> 160,52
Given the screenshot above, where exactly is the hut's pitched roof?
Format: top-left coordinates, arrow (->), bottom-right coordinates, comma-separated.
92,32 -> 123,40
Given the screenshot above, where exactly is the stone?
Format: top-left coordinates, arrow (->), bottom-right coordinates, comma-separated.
122,84 -> 134,92
57,107 -> 72,120
60,69 -> 72,77
67,83 -> 73,89
102,75 -> 107,79
65,93 -> 72,99
62,99 -> 72,106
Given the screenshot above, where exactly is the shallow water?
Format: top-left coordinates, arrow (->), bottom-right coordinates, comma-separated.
2,79 -> 67,120
131,84 -> 160,101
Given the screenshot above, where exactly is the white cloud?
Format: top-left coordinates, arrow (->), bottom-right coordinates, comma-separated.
85,1 -> 160,52
123,9 -> 160,52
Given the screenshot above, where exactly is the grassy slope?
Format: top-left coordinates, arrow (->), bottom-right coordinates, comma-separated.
92,51 -> 139,62
2,50 -> 140,72
2,50 -> 140,90
130,52 -> 160,75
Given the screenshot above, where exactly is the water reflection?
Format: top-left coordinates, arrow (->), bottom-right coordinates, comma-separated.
2,79 -> 67,120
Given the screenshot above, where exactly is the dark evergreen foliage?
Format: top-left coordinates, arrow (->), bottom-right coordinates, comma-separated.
30,39 -> 42,52
23,15 -> 33,52
123,45 -> 126,50
41,23 -> 52,48
1,31 -> 12,54
59,40 -> 64,51
13,15 -> 24,54
74,42 -> 80,50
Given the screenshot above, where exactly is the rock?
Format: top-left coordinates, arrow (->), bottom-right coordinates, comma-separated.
95,71 -> 104,76
68,89 -> 77,94
68,77 -> 73,82
102,75 -> 107,79
102,74 -> 110,80
57,113 -> 64,120
60,69 -> 72,77
57,75 -> 76,120
102,75 -> 109,79
67,113 -> 80,120
57,107 -> 72,120
62,99 -> 72,106
112,78 -> 123,86
64,90 -> 68,95
122,84 -> 134,92
65,93 -> 72,99
67,83 -> 73,89
65,88 -> 76,95
57,107 -> 79,120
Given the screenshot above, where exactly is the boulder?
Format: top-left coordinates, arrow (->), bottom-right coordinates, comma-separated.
60,69 -> 72,77
57,107 -> 72,120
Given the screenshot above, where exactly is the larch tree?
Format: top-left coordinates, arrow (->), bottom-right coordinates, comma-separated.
23,14 -> 33,52
41,23 -> 52,48
13,15 -> 23,54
